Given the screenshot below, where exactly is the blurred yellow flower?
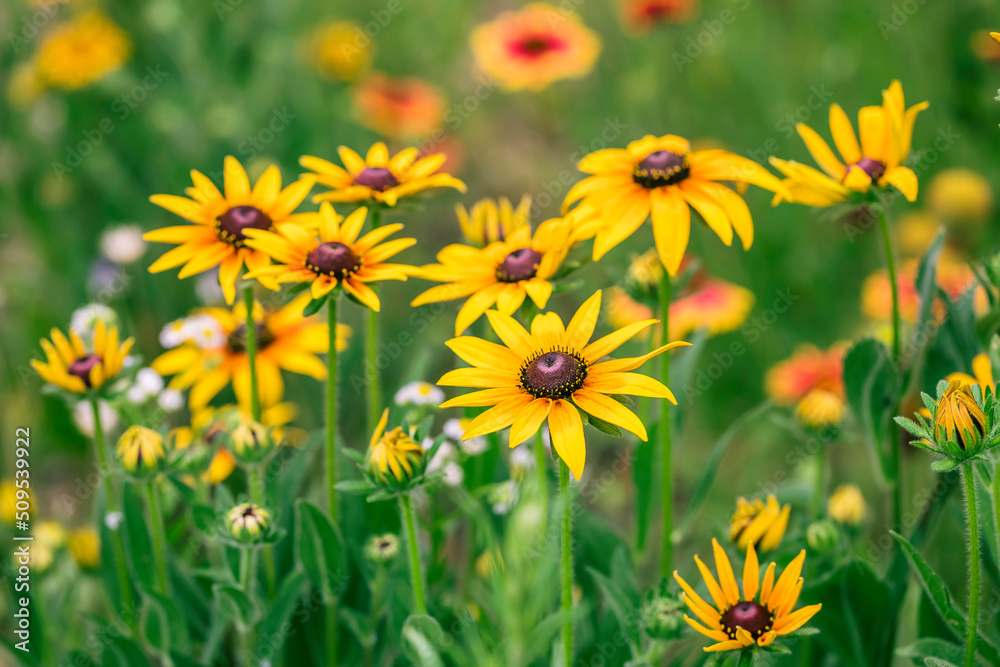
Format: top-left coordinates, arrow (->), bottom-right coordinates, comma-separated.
827,484 -> 865,525
302,142 -> 466,208
304,21 -> 371,82
33,521 -> 67,574
31,321 -> 134,394
34,11 -> 131,89
606,287 -> 653,333
945,353 -> 995,395
670,276 -> 755,341
926,168 -> 993,225
861,252 -> 987,323
244,203 -> 414,308
625,249 -> 663,290
565,134 -> 783,274
729,494 -> 790,553
675,540 -> 821,652
766,344 -> 846,428
456,196 -> 532,248
470,3 -> 602,92
770,80 -> 927,206
146,157 -> 315,305
475,549 -> 505,577
67,527 -> 101,569
411,218 -> 571,334
1,480 -> 30,525
152,295 -> 344,411
117,426 -> 165,472
7,63 -> 45,108
894,211 -> 941,256
795,388 -> 844,428
353,73 -> 446,139
367,409 -> 423,482
972,30 -> 1000,63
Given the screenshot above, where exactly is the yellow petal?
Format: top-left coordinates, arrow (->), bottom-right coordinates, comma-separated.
548,399 -> 586,479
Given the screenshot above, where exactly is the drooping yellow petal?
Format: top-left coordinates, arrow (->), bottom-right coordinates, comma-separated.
548,398 -> 586,479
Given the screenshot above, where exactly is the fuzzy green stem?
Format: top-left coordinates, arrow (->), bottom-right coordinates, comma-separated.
963,465 -> 981,667
877,209 -> 903,531
249,467 -> 276,599
327,296 -> 340,522
146,479 -> 169,594
401,494 -> 426,614
533,430 -> 549,528
366,207 -> 382,435
91,400 -> 137,634
993,460 -> 1000,559
243,285 -> 261,422
559,458 -> 573,667
659,268 -> 673,577
239,548 -> 254,666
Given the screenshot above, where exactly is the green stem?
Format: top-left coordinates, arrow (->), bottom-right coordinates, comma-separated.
91,400 -> 137,634
239,548 -> 254,667
533,430 -> 549,529
326,593 -> 338,667
659,268 -> 673,578
249,467 -> 276,599
400,494 -> 426,614
993,460 -> 1000,559
327,296 -> 340,522
737,649 -> 753,667
963,465 -> 981,667
146,479 -> 169,594
813,447 -> 825,519
877,209 -> 903,531
243,285 -> 261,422
366,207 -> 382,435
559,458 -> 573,667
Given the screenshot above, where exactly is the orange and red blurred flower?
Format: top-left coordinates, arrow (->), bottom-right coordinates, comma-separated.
765,344 -> 846,428
861,251 -> 987,324
622,0 -> 698,31
470,3 -> 601,92
353,73 -> 446,139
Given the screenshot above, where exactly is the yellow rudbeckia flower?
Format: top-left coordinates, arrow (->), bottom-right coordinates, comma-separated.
31,320 -> 134,394
729,495 -> 791,553
366,409 -> 424,482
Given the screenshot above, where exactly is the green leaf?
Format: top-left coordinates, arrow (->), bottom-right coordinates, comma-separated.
930,459 -> 959,472
334,480 -> 375,493
122,482 -> 157,594
401,614 -> 445,667
213,584 -> 260,632
295,500 -> 348,598
584,410 -> 623,437
844,339 -> 899,475
302,296 -> 327,317
142,592 -> 190,655
104,636 -> 151,667
257,569 -> 308,657
896,638 -> 964,663
891,531 -> 1000,664
588,567 -> 641,655
911,229 -> 947,352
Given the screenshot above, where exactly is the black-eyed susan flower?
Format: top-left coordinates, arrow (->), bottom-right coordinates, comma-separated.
353,73 -> 446,139
827,484 -> 866,525
770,80 -> 928,206
303,20 -> 372,82
470,3 -> 602,92
438,290 -> 690,478
227,503 -> 271,542
729,495 -> 790,553
765,344 -> 847,429
152,294 -> 346,411
457,196 -> 532,247
243,203 -> 414,308
31,321 -> 134,394
117,426 -> 166,474
411,219 -> 571,334
367,409 -> 424,483
301,143 -> 465,208
67,527 -> 101,570
34,11 -> 131,90
146,157 -> 315,304
675,540 -> 821,652
564,134 -> 784,274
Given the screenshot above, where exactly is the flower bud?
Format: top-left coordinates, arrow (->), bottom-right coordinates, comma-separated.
227,503 -> 271,542
366,409 -> 423,484
364,533 -> 400,563
116,426 -> 166,474
827,484 -> 866,525
934,381 -> 987,450
806,519 -> 840,554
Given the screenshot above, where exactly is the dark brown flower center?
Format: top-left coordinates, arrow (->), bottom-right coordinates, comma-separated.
633,150 -> 690,188
227,323 -> 274,354
354,167 -> 399,192
519,350 -> 587,399
217,205 -> 272,248
720,601 -> 773,640
495,247 -> 542,282
68,354 -> 101,387
306,242 -> 361,279
851,157 -> 886,182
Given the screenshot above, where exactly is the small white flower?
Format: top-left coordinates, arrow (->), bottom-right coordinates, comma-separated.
422,438 -> 455,473
126,384 -> 149,404
443,418 -> 465,440
510,446 -> 536,470
195,271 -> 225,305
99,224 -> 147,265
489,481 -> 519,515
104,512 -> 125,531
159,319 -> 190,349
73,400 -> 119,437
70,303 -> 117,338
443,462 -> 464,487
460,436 -> 488,457
394,381 -> 445,407
187,314 -> 226,349
158,389 -> 184,412
136,367 -> 164,394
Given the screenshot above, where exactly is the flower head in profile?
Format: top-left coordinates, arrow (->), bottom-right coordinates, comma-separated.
152,295 -> 346,411
227,503 -> 271,542
674,540 -> 821,652
353,73 -> 446,139
117,426 -> 166,474
765,344 -> 846,429
301,142 -> 465,208
564,134 -> 784,274
243,204 -> 414,308
770,80 -> 927,206
827,484 -> 866,525
470,3 -> 602,92
67,527 -> 101,570
146,157 -> 315,304
622,0 -> 698,31
32,320 -> 134,395
34,11 -> 131,90
367,409 -> 424,483
303,20 -> 372,82
437,290 -> 689,478
457,196 -> 532,247
729,495 -> 791,554
412,218 -> 571,334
